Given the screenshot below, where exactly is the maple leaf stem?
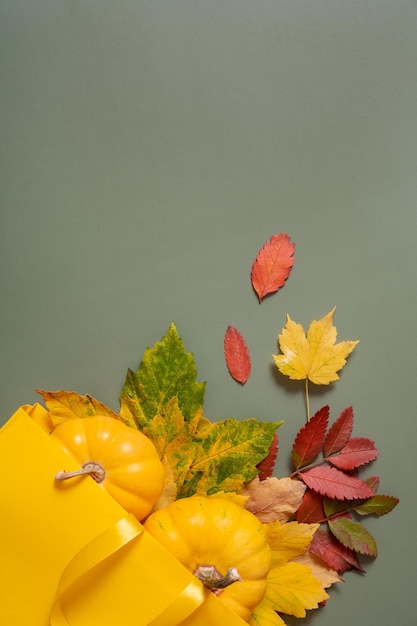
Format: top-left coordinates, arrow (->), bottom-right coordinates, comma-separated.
305,379 -> 311,422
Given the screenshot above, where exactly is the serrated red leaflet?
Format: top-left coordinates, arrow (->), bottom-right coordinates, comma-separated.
296,489 -> 325,523
292,405 -> 329,469
328,517 -> 377,556
329,437 -> 378,471
300,466 -> 374,500
251,233 -> 295,303
323,406 -> 354,456
256,433 -> 279,480
224,326 -> 251,384
310,529 -> 364,573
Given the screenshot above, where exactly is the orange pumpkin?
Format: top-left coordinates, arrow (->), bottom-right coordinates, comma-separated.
144,496 -> 271,622
52,416 -> 164,521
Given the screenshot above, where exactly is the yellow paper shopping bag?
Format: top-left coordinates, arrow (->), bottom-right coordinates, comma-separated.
0,405 -> 247,626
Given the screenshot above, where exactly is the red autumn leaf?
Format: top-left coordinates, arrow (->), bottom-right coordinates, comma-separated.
329,437 -> 378,471
291,405 -> 329,469
251,233 -> 295,303
328,517 -> 377,556
224,326 -> 251,384
300,466 -> 374,500
310,529 -> 364,573
256,433 -> 279,480
296,489 -> 325,524
323,406 -> 354,457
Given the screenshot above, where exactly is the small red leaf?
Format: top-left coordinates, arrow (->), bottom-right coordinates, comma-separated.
310,529 -> 365,573
224,326 -> 251,384
323,406 -> 354,456
300,466 -> 374,500
256,434 -> 279,480
329,437 -> 378,471
296,489 -> 325,523
328,517 -> 377,556
292,405 -> 329,469
251,233 -> 295,303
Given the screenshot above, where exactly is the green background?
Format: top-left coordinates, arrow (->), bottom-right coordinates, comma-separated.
1,2 -> 416,624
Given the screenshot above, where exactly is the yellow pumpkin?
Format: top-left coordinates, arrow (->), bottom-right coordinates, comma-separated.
144,496 -> 271,622
51,416 -> 165,521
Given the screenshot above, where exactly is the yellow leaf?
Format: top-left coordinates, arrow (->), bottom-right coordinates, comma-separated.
263,561 -> 329,618
149,457 -> 178,513
194,413 -> 212,433
243,476 -> 306,523
250,600 -> 288,626
273,308 -> 359,385
264,521 -> 318,566
36,389 -> 122,427
209,490 -> 249,508
251,521 -> 328,624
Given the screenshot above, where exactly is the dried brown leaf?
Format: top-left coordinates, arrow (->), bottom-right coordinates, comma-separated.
243,476 -> 306,523
293,553 -> 343,589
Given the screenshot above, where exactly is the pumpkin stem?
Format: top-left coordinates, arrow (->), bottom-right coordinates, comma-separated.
55,462 -> 105,484
194,564 -> 242,592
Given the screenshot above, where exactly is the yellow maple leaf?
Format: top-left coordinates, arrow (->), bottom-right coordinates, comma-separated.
250,521 -> 328,626
259,561 -> 329,618
35,389 -> 123,428
250,601 -> 288,626
273,307 -> 359,385
264,521 -> 319,566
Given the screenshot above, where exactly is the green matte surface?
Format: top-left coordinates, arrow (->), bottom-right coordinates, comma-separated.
1,2 -> 416,624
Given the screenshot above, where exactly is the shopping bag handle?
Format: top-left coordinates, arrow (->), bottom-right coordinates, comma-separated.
50,514 -> 205,626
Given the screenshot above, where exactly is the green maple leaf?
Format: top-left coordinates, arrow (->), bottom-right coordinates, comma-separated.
119,322 -> 206,428
119,322 -> 281,501
143,397 -> 199,490
178,418 -> 282,498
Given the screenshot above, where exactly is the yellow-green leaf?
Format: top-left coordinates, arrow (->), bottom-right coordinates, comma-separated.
36,389 -> 121,427
273,308 -> 359,385
118,324 -> 282,500
120,322 -> 206,429
143,397 -> 198,490
179,418 -> 282,498
119,389 -> 148,429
